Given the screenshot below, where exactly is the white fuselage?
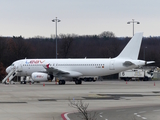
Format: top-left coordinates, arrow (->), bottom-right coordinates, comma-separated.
7,58 -> 145,77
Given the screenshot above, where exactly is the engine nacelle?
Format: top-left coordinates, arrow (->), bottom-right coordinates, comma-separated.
31,72 -> 53,82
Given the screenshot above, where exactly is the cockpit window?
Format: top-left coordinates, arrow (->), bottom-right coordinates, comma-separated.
11,64 -> 14,66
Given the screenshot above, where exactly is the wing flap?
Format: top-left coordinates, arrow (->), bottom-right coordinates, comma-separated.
42,64 -> 82,77
41,64 -> 69,76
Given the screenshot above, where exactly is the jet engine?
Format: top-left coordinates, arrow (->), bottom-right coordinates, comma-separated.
31,72 -> 54,82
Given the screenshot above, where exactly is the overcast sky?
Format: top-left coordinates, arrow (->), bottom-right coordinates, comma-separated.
1,0 -> 160,38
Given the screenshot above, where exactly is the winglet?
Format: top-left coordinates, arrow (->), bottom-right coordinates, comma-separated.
46,64 -> 50,68
43,64 -> 50,69
116,33 -> 143,60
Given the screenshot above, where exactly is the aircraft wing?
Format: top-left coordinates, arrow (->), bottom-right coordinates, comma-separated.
41,64 -> 69,76
40,64 -> 83,77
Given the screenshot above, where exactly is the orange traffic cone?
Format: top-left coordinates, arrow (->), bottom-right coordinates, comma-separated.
43,83 -> 45,86
55,80 -> 57,85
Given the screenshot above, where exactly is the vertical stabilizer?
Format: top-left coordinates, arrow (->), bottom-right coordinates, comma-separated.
116,33 -> 143,60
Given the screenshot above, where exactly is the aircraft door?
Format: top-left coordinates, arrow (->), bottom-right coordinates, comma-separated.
17,62 -> 23,72
109,60 -> 115,70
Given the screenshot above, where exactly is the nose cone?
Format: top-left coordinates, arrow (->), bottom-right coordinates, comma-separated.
6,66 -> 11,74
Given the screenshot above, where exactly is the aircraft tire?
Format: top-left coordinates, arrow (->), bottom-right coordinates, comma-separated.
75,80 -> 82,85
79,80 -> 82,84
75,80 -> 78,84
63,80 -> 66,84
59,80 -> 63,85
59,80 -> 65,85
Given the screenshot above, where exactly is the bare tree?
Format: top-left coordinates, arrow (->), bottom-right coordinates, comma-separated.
59,34 -> 75,58
99,31 -> 115,38
68,99 -> 97,120
0,37 -> 7,62
0,62 -> 6,80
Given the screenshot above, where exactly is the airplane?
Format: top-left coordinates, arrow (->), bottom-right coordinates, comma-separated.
2,33 -> 154,85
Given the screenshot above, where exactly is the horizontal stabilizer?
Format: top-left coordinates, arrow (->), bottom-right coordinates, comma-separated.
146,61 -> 155,65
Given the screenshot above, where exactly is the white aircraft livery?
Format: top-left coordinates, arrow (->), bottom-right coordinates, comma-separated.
2,33 -> 154,84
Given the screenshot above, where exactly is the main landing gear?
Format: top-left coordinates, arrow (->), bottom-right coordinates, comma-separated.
58,80 -> 66,85
58,79 -> 82,85
75,79 -> 82,85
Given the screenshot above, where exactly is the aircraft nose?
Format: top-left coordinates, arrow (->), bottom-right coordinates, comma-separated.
6,66 -> 11,74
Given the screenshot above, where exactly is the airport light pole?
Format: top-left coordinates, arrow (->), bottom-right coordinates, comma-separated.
52,17 -> 61,59
127,19 -> 140,36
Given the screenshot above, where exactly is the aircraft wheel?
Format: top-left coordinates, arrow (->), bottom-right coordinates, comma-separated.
75,80 -> 82,85
63,80 -> 66,84
79,80 -> 82,84
59,80 -> 62,85
21,81 -> 26,84
75,80 -> 78,84
59,80 -> 65,85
